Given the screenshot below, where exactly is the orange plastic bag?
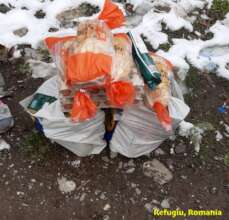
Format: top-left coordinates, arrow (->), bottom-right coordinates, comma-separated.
153,102 -> 172,131
105,80 -> 135,107
70,91 -> 97,122
98,0 -> 125,29
45,36 -> 76,51
66,52 -> 112,85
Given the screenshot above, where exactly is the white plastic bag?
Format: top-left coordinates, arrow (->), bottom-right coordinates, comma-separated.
20,76 -> 106,157
0,101 -> 14,134
110,97 -> 190,158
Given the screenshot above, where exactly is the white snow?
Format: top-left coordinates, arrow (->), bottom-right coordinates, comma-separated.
129,0 -> 229,79
0,0 -> 228,79
0,0 -> 104,48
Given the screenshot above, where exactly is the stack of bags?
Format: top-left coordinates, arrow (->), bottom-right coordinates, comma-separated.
21,0 -> 190,157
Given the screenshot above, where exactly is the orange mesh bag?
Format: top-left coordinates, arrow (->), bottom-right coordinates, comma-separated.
70,91 -> 97,122
105,80 -> 135,107
105,33 -> 136,107
144,53 -> 173,131
43,0 -> 127,122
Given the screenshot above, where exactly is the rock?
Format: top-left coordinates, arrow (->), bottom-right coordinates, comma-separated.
56,3 -> 99,28
0,44 -> 8,61
103,204 -> 111,211
161,199 -> 170,208
102,156 -> 110,163
130,197 -> 136,204
126,167 -> 135,174
57,177 -> 76,194
166,159 -> 174,171
103,215 -> 110,220
23,48 -> 41,60
144,203 -> 153,213
110,151 -> 118,159
143,159 -> 173,185
174,143 -> 186,154
127,159 -> 135,167
196,122 -> 214,131
118,161 -> 123,169
13,27 -> 28,37
209,187 -> 217,194
69,160 -> 81,168
151,199 -> 160,205
34,10 -> 46,19
80,193 -> 86,202
180,175 -> 187,180
135,188 -> 141,195
144,203 -> 159,213
154,148 -> 166,156
80,193 -> 87,202
0,4 -> 11,14
16,191 -> 25,197
100,192 -> 106,200
48,27 -> 59,32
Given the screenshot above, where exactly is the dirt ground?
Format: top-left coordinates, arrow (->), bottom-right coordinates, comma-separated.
0,59 -> 228,220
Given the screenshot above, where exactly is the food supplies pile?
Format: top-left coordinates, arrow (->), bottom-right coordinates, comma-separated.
21,0 -> 190,158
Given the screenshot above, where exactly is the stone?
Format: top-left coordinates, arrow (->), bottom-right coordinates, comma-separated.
154,148 -> 166,156
166,158 -> 174,171
118,162 -> 123,169
144,203 -> 153,213
100,192 -> 106,200
126,167 -> 135,174
48,27 -> 59,32
127,159 -> 135,167
34,10 -> 46,19
0,44 -> 8,61
56,3 -> 99,28
103,215 -> 110,220
143,159 -> 173,185
57,177 -> 76,194
161,199 -> 170,208
13,27 -> 28,37
209,187 -> 217,194
174,143 -> 186,154
135,188 -> 141,195
102,156 -> 110,163
110,151 -> 118,159
0,4 -> 11,14
103,204 -> 111,211
80,193 -> 87,202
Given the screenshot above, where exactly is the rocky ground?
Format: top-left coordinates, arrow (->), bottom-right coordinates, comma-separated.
0,1 -> 229,220
0,58 -> 228,220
